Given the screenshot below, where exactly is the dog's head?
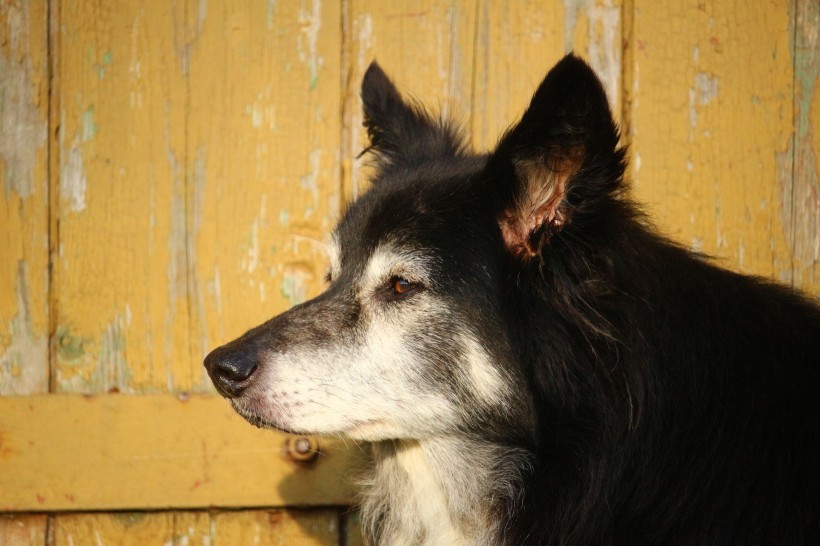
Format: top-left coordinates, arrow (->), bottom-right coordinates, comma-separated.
204,54 -> 625,442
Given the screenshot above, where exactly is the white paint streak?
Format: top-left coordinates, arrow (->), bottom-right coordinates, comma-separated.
61,139 -> 88,212
694,72 -> 719,105
586,1 -> 621,108
165,147 -> 186,390
0,261 -> 48,394
351,13 -> 373,198
0,1 -> 47,199
299,147 -> 322,218
563,0 -> 592,53
296,0 -> 323,88
688,72 -> 719,140
280,265 -> 311,306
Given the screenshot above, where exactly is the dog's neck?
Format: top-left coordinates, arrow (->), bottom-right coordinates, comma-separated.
359,437 -> 530,545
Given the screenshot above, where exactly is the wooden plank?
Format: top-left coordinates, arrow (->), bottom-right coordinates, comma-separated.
343,0 -> 477,197
53,1 -> 191,392
51,511 -> 210,546
472,0 -> 623,150
0,0 -> 49,394
189,0 -> 344,369
210,509 -> 340,545
51,510 -> 341,546
0,514 -> 46,546
0,394 -> 363,511
627,1 -> 800,289
790,0 -> 820,294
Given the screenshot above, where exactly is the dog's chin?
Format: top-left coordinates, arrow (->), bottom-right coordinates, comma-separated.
229,400 -> 310,435
230,400 -> 399,440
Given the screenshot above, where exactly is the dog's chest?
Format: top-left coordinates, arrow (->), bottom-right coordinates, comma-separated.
361,441 -> 480,546
394,444 -> 468,545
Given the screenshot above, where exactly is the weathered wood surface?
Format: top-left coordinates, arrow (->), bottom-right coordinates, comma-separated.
0,2 -> 817,544
0,394 -> 363,511
0,0 -> 49,395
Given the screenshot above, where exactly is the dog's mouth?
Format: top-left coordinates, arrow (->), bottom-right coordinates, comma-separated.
230,399 -> 390,439
230,400 -> 309,435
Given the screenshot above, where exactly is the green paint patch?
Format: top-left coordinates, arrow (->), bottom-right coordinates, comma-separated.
281,275 -> 306,306
82,106 -> 97,141
103,51 -> 113,65
56,325 -> 87,363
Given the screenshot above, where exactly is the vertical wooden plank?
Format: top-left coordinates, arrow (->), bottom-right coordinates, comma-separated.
790,0 -> 820,294
472,0 -> 623,150
628,1 -> 796,286
343,0 -> 477,197
54,2 -> 191,392
0,515 -> 46,546
210,509 -> 339,545
0,0 -> 49,394
51,512 -> 210,546
191,0 -> 344,361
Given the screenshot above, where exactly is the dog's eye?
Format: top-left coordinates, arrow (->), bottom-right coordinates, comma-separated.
389,276 -> 417,297
324,271 -> 332,284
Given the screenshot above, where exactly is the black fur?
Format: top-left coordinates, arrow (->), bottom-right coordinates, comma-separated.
355,54 -> 820,544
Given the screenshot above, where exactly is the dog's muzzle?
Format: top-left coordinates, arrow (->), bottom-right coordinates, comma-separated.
204,344 -> 259,398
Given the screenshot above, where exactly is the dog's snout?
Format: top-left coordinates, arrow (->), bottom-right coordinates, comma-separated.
204,345 -> 259,398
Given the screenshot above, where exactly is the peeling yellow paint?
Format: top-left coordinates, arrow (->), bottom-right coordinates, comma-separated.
629,0 -> 799,290
0,0 -> 49,395
0,2 -> 817,541
472,0 -> 622,152
0,394 -> 362,510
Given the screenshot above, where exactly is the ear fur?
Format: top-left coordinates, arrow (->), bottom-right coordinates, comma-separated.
361,62 -> 465,169
489,54 -> 625,259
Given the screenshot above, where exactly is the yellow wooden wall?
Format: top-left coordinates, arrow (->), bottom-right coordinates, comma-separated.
1,1 -> 818,544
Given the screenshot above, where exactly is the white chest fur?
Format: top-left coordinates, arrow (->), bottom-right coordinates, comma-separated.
361,438 -> 516,546
392,442 -> 469,545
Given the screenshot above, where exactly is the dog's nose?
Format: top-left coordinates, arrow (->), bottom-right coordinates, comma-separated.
204,345 -> 259,398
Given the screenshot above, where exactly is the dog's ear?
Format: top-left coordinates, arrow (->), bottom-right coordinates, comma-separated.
488,54 -> 625,259
361,61 -> 464,169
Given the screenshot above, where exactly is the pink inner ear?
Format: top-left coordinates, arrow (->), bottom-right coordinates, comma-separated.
497,152 -> 581,259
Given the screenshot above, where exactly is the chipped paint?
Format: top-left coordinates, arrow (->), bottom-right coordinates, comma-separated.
165,146 -> 187,391
61,138 -> 88,212
98,313 -> 131,391
299,148 -> 322,218
174,0 -> 208,75
785,0 -> 820,291
0,1 -> 47,199
267,0 -> 278,30
0,262 -> 47,394
586,1 -> 622,108
280,266 -> 312,306
82,106 -> 97,141
297,0 -> 323,90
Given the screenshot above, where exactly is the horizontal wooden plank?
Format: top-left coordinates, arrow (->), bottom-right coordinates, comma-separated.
0,394 -> 364,511
51,509 -> 342,546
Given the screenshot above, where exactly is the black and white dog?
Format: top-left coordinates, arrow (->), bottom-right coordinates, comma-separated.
205,55 -> 820,545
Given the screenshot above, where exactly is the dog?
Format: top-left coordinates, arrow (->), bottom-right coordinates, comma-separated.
204,54 -> 820,545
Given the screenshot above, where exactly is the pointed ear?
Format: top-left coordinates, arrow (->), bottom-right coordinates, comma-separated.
488,54 -> 625,259
361,61 -> 465,169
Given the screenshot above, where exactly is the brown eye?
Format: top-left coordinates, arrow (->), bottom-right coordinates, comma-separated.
390,276 -> 414,295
